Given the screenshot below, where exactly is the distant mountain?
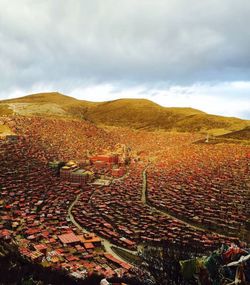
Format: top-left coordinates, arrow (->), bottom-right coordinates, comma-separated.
1,92 -> 249,134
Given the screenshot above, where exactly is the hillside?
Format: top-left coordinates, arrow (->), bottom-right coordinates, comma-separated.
1,92 -> 249,134
218,126 -> 250,140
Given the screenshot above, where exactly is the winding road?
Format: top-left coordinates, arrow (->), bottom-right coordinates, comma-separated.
141,166 -> 207,232
68,164 -> 231,266
141,165 -> 235,237
67,169 -> 137,265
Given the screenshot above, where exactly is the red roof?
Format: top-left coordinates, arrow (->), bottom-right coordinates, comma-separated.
104,253 -> 132,270
34,244 -> 47,251
58,232 -> 80,244
84,242 -> 94,249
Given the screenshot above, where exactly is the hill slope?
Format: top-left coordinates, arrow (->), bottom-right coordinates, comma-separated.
1,92 -> 249,133
218,126 -> 250,140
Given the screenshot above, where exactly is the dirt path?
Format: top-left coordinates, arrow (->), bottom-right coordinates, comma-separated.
68,191 -> 136,265
141,165 -> 149,204
68,164 -> 230,267
141,166 -> 232,237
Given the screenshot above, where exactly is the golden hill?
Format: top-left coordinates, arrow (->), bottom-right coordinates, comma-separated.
1,92 -> 249,134
2,92 -> 77,104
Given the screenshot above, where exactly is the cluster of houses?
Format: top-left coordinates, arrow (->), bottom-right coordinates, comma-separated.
72,165 -> 241,252
0,137 -> 132,278
0,115 -> 249,281
146,145 -> 250,242
49,153 -> 127,187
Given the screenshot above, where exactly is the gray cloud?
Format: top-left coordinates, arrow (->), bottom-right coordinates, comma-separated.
0,0 -> 250,120
1,0 -> 250,91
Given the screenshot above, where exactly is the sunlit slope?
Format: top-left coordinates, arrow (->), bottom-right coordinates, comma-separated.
1,92 -> 249,133
1,92 -> 96,117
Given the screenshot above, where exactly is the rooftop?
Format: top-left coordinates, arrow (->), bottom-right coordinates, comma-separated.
58,232 -> 80,244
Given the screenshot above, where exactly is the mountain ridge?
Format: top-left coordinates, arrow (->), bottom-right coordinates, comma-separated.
0,92 -> 249,134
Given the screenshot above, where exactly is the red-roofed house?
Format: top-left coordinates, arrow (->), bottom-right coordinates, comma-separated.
58,232 -> 80,245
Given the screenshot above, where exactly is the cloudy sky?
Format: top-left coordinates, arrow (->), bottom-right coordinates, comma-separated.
0,0 -> 250,118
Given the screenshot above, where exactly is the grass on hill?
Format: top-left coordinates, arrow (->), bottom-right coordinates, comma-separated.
194,126 -> 250,145
218,126 -> 250,140
0,104 -> 13,116
0,92 -> 249,135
